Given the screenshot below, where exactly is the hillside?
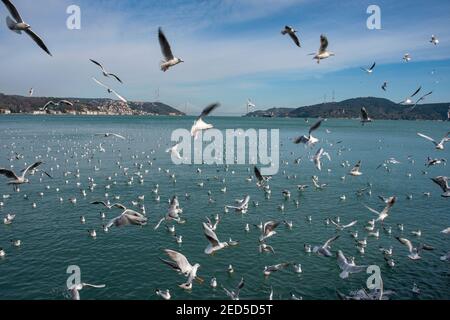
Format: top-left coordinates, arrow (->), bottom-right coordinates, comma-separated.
246,97 -> 450,120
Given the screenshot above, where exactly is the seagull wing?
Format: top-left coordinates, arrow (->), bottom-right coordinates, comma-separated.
264,221 -> 280,235
92,77 -> 109,90
109,89 -> 127,103
254,166 -> 264,182
24,29 -> 52,56
411,86 -> 422,98
431,176 -> 449,192
365,205 -> 381,216
396,237 -> 414,253
89,59 -> 105,71
111,133 -> 126,140
108,73 -> 123,84
324,234 -> 340,247
22,161 -> 43,177
158,27 -> 174,61
319,35 -> 329,53
198,103 -> 220,119
203,222 -> 220,247
417,133 -> 436,145
361,107 -> 369,120
289,32 -> 301,47
2,0 -> 23,22
309,118 -> 323,135
0,168 -> 19,180
82,283 -> 106,289
164,249 -> 192,274
90,201 -> 108,207
369,62 -> 376,71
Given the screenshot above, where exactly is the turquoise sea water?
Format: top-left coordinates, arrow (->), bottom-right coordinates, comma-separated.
0,115 -> 448,300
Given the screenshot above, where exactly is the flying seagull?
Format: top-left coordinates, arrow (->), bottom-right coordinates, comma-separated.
313,235 -> 340,257
95,133 -> 126,140
158,27 -> 184,72
226,195 -> 250,213
313,148 -> 331,171
330,219 -> 357,231
293,118 -> 323,146
254,166 -> 271,187
68,283 -> 106,300
203,222 -> 230,255
92,78 -> 127,103
395,237 -> 434,260
430,35 -> 439,45
399,86 -> 421,105
417,132 -> 449,150
0,161 -> 46,189
2,0 -> 52,56
89,59 -> 123,83
41,100 -> 73,111
105,204 -> 147,228
190,103 -> 220,139
364,196 -> 396,223
223,277 -> 244,300
410,91 -> 433,111
281,26 -> 301,47
159,249 -> 201,290
259,221 -> 280,242
381,81 -> 388,91
361,62 -> 376,74
431,176 -> 450,197
349,160 -> 363,176
336,250 -> 367,279
403,53 -> 411,62
309,35 -> 334,64
360,107 -> 372,125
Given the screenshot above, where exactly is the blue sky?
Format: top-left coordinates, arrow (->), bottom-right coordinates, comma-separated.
0,0 -> 449,115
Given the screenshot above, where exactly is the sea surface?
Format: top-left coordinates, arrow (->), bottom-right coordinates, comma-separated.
0,115 -> 448,300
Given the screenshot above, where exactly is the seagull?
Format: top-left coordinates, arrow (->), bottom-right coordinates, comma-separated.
417,132 -> 449,150
41,100 -> 74,111
364,196 -> 396,223
2,0 -> 52,56
205,216 -> 220,231
95,133 -> 126,140
259,221 -> 280,242
360,107 -> 372,125
263,263 -> 291,277
203,222 -> 229,255
349,160 -> 363,176
395,237 -> 434,260
89,59 -> 123,83
68,283 -> 106,300
105,204 -> 147,228
313,235 -> 340,257
381,81 -> 388,91
281,26 -> 301,47
431,176 -> 450,197
226,195 -> 250,213
336,250 -> 367,279
159,249 -> 201,290
223,277 -> 244,300
158,27 -> 184,72
154,196 -> 185,229
430,35 -> 439,45
410,91 -> 433,110
259,242 -> 275,254
190,103 -> 220,139
28,88 -> 33,96
441,252 -> 450,262
403,53 -> 411,62
155,289 -> 171,300
361,62 -> 376,74
313,148 -> 331,171
254,166 -> 271,187
0,161 -> 45,189
399,87 -> 421,105
426,157 -> 446,167
310,35 -> 334,64
166,143 -> 182,160
92,78 -> 127,103
293,118 -> 323,146
247,99 -> 256,109
330,219 -> 357,231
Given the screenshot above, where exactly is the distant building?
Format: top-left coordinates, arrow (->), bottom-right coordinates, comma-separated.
0,108 -> 11,114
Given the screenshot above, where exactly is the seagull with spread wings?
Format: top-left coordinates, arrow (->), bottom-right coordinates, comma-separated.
1,0 -> 52,56
158,27 -> 184,72
95,133 -> 126,140
89,59 -> 123,83
313,235 -> 340,257
399,86 -> 421,105
360,107 -> 372,125
293,118 -> 323,147
417,132 -> 449,150
336,250 -> 367,279
68,283 -> 106,300
364,196 -> 396,224
41,100 -> 73,111
361,62 -> 376,74
431,176 -> 450,197
223,277 -> 244,300
203,222 -> 230,255
395,237 -> 434,260
159,249 -> 202,290
309,35 -> 334,64
105,204 -> 147,228
0,161 -> 47,189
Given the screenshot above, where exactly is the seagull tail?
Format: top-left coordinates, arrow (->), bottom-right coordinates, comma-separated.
6,16 -> 21,34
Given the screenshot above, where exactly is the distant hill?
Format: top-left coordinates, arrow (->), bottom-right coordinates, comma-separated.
246,97 -> 450,120
0,93 -> 185,116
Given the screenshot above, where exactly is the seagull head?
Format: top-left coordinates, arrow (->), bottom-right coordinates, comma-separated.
24,178 -> 30,183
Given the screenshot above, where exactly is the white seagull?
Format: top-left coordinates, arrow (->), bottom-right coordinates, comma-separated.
41,100 -> 73,111
203,222 -> 229,255
95,133 -> 126,140
417,132 -> 449,150
349,160 -> 363,176
0,161 -> 45,189
190,103 -> 220,139
68,283 -> 106,301
313,235 -> 340,257
361,62 -> 376,74
364,196 -> 396,223
158,27 -> 184,72
399,86 -> 421,105
226,195 -> 250,213
259,221 -> 280,242
310,35 -> 334,64
430,35 -> 439,45
313,148 -> 331,171
2,0 -> 52,56
395,237 -> 433,260
360,107 -> 372,125
159,249 -> 201,290
223,277 -> 244,300
431,176 -> 450,197
105,204 -> 147,228
293,118 -> 323,146
336,250 -> 367,279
